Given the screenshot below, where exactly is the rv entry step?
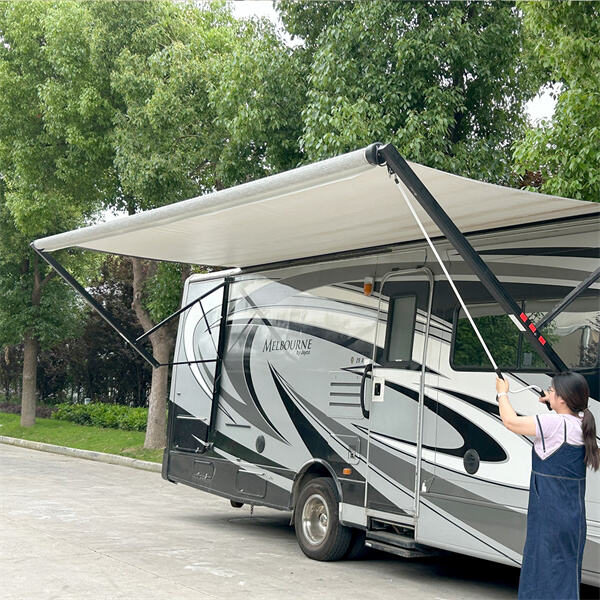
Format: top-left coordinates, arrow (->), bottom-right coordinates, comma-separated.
365,530 -> 436,559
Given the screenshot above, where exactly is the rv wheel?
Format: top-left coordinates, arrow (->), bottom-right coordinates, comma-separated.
294,477 -> 352,561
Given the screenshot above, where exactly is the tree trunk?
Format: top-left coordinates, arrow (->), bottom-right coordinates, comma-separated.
144,330 -> 175,448
20,331 -> 39,427
20,255 -> 43,427
131,257 -> 178,449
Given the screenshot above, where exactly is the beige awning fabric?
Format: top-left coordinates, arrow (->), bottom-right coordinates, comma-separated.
33,146 -> 599,267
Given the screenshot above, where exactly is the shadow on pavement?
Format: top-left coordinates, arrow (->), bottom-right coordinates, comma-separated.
178,508 -> 599,599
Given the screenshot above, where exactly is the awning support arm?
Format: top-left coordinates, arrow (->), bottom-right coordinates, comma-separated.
536,265 -> 600,330
375,143 -> 567,373
136,281 -> 224,342
32,244 -> 160,369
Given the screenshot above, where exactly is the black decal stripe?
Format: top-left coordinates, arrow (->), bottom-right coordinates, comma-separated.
211,431 -> 292,476
227,283 -> 277,350
367,456 -> 414,500
479,247 -> 600,259
186,336 -> 237,424
232,317 -> 373,358
432,387 -> 500,417
196,325 -> 283,432
355,424 -> 528,492
230,318 -> 443,376
385,381 -> 507,462
272,374 -> 370,481
269,364 -> 345,464
243,328 -> 289,444
349,426 -> 418,500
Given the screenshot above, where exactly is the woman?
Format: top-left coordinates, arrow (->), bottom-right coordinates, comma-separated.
496,372 -> 599,600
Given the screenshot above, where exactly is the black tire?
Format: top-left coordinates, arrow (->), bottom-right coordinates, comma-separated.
230,500 -> 244,508
294,477 -> 352,561
345,529 -> 369,560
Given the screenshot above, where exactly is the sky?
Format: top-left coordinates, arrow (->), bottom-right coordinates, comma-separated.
228,0 -> 557,122
229,0 -> 280,21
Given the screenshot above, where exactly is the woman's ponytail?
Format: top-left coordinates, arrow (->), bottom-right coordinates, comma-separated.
553,372 -> 599,471
581,407 -> 600,471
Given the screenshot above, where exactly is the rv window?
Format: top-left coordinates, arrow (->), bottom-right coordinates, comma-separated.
384,295 -> 417,366
452,296 -> 599,371
452,306 -> 519,369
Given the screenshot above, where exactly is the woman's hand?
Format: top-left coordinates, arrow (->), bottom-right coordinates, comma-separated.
496,377 -> 509,395
495,376 -> 537,435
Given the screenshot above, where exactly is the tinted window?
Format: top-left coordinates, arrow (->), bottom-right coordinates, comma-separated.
385,295 -> 417,364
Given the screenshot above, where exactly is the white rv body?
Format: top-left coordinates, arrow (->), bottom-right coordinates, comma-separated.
165,215 -> 599,584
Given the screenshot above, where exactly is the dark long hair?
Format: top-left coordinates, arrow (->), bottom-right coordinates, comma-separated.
553,372 -> 599,471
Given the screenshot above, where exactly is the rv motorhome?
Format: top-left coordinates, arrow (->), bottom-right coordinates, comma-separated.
33,144 -> 600,585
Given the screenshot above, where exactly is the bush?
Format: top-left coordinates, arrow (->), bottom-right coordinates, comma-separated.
52,402 -> 149,431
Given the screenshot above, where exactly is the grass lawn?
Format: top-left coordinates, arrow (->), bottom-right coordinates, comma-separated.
0,412 -> 163,463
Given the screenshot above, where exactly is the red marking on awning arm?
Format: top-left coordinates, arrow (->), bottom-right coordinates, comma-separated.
529,323 -> 537,333
520,312 -> 528,322
539,336 -> 547,345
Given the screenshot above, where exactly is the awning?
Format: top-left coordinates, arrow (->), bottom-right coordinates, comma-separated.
33,145 -> 599,267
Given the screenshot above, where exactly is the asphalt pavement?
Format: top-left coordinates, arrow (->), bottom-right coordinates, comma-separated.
0,443 -> 561,599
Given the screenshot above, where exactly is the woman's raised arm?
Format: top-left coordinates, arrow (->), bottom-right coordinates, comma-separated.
496,377 -> 537,436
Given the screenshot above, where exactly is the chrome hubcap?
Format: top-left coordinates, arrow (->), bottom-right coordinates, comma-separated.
301,493 -> 329,545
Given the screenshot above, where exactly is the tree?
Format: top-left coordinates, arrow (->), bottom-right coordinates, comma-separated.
513,2 -> 600,202
0,1 -> 304,443
0,1 -> 121,425
278,0 -> 541,184
106,4 -> 304,447
206,17 -> 306,186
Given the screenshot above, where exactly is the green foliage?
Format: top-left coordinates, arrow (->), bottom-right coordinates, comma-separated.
52,402 -> 149,431
280,0 -> 540,184
513,2 -> 600,202
0,221 -> 84,348
144,262 -> 187,323
277,1 -> 351,46
105,3 -> 305,321
109,2 -> 233,208
0,1 -> 108,352
207,18 -> 306,187
454,314 -> 520,368
0,411 -> 162,462
454,310 -> 563,371
110,5 -> 304,201
0,1 -> 109,237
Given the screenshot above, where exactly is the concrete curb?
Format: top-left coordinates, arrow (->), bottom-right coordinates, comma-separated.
0,436 -> 162,473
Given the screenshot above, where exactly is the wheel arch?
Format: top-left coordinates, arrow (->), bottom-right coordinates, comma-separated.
292,459 -> 343,510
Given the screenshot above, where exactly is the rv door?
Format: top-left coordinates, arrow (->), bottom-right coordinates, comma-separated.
168,274 -> 230,454
365,268 -> 436,522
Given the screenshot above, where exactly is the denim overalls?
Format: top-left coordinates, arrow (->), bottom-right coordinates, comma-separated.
518,418 -> 587,600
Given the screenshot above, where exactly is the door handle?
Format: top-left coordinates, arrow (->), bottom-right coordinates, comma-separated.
359,363 -> 373,419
